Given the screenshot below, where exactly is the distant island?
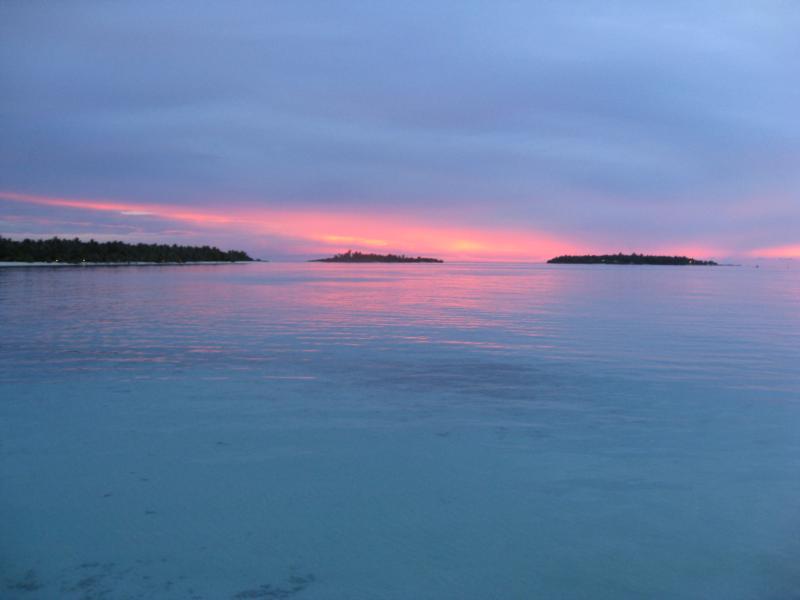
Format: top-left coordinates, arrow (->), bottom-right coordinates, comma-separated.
548,253 -> 717,266
310,250 -> 443,263
0,236 -> 253,263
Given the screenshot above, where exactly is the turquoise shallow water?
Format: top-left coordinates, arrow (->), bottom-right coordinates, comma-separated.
1,262 -> 799,599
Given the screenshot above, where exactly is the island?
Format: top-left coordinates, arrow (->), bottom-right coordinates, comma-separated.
310,250 -> 443,263
547,253 -> 717,266
0,236 -> 253,264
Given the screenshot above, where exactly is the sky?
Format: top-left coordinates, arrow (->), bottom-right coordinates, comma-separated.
1,1 -> 798,261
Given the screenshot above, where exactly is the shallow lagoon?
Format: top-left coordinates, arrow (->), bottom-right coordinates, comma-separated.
1,262 -> 799,599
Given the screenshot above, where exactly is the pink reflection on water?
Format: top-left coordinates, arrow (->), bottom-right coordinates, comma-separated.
226,263 -> 569,353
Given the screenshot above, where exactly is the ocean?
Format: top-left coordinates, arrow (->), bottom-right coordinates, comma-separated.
1,262 -> 798,599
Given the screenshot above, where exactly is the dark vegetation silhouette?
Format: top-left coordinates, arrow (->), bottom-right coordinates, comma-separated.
310,250 -> 443,263
0,236 -> 253,263
548,253 -> 717,266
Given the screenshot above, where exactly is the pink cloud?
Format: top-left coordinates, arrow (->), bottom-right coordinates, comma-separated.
1,190 -> 579,260
748,244 -> 800,259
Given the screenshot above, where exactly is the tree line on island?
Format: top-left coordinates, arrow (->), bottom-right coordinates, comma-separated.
310,250 -> 443,263
547,253 -> 717,266
0,236 -> 253,263
0,236 -> 720,267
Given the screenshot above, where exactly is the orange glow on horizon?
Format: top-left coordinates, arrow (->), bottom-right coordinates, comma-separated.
0,190 -> 578,260
2,189 -> 741,261
644,244 -> 726,261
320,235 -> 389,248
749,244 -> 800,259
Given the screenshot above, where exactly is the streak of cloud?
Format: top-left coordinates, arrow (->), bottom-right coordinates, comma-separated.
1,1 -> 798,258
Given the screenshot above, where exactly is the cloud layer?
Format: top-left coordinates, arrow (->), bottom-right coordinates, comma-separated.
1,1 -> 798,258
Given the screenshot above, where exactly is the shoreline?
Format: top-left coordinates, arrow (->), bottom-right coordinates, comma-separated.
0,261 -> 255,268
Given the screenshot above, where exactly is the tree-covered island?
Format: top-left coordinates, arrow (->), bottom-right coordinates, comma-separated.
547,253 -> 717,266
0,236 -> 253,263
310,250 -> 443,263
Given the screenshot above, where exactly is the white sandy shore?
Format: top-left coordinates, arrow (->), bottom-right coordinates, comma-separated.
0,261 -> 255,267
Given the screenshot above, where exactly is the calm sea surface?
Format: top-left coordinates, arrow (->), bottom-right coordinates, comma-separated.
1,262 -> 799,599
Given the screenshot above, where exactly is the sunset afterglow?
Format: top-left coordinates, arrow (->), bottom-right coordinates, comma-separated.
0,190 -> 579,260
3,4 -> 800,599
1,3 -> 798,261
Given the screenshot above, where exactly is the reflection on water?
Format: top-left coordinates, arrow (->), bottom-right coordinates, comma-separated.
1,262 -> 799,599
3,263 -> 796,389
